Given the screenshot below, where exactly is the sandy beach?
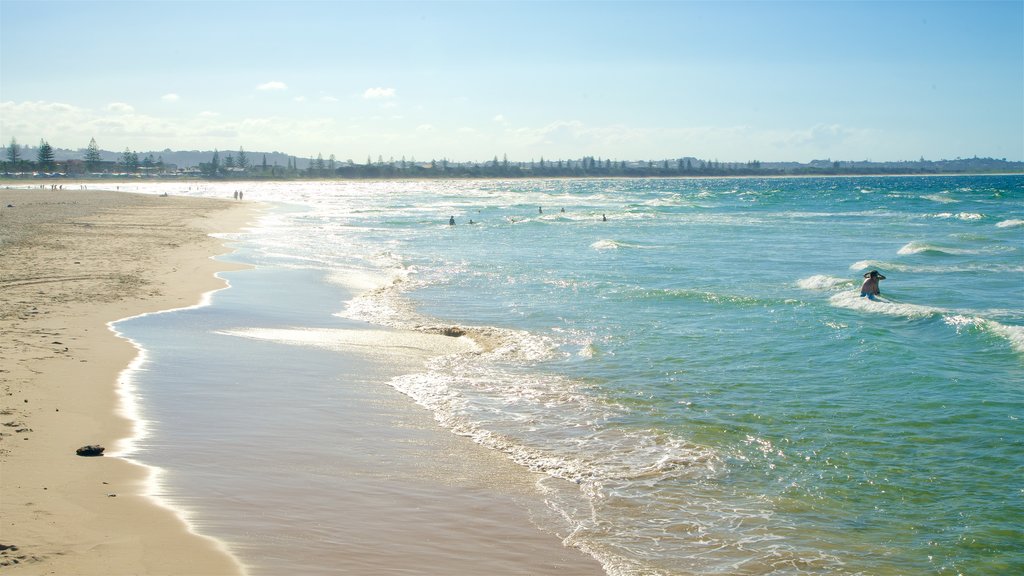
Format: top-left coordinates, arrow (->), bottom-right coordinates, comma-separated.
0,186 -> 607,576
0,188 -> 253,574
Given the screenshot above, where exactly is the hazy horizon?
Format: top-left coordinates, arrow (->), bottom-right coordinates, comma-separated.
2,1 -> 1022,164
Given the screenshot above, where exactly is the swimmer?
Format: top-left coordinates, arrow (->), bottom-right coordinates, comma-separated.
860,270 -> 886,300
449,216 -> 455,225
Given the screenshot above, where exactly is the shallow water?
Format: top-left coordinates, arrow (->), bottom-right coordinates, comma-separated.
113,176 -> 1022,575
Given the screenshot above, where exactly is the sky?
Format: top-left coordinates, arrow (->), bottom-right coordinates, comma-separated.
1,0 -> 1022,163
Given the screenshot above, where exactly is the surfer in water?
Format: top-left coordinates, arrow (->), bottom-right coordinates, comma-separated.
860,270 -> 886,300
449,216 -> 455,225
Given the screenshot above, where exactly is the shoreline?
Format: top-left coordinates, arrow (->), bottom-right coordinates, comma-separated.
0,189 -> 255,574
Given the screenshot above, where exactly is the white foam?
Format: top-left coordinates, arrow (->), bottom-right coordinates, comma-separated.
996,219 -> 1024,228
589,239 -> 658,251
987,321 -> 1024,354
829,291 -> 946,319
932,211 -> 985,221
923,193 -> 957,204
326,267 -> 392,292
217,326 -> 473,356
796,275 -> 852,291
945,316 -> 1024,354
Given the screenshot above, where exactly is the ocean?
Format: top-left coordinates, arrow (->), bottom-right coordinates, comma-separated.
112,175 -> 1021,575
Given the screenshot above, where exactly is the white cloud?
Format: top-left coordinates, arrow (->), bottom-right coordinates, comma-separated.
363,87 -> 396,100
493,114 -> 506,123
257,81 -> 288,91
161,93 -> 180,102
321,95 -> 338,103
0,98 -> 897,164
107,102 -> 135,113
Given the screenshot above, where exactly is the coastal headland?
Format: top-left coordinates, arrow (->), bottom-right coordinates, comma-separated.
0,189 -> 253,574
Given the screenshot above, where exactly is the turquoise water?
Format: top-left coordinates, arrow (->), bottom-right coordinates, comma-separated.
124,176 -> 1021,575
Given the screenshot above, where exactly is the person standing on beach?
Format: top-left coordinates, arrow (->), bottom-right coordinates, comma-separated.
860,270 -> 886,300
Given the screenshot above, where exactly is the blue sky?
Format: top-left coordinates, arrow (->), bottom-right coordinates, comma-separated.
1,0 -> 1021,162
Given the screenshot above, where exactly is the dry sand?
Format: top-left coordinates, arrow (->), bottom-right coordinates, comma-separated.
0,188 -> 253,575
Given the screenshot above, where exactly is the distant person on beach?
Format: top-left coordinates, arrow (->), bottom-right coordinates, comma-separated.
860,270 -> 886,300
449,216 -> 455,225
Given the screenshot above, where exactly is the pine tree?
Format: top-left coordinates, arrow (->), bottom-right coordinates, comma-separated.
237,147 -> 248,170
84,138 -> 103,171
121,148 -> 139,173
37,139 -> 55,171
6,137 -> 20,166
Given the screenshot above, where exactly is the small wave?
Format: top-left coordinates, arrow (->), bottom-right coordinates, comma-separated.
591,239 -> 620,250
996,219 -> 1024,228
898,241 -> 937,255
851,259 -> 1022,275
828,291 -> 945,319
932,212 -> 985,221
989,322 -> 1024,354
386,361 -> 723,495
796,275 -> 853,291
944,315 -> 1024,354
923,193 -> 957,204
589,239 -> 658,250
850,259 -> 885,271
897,241 -> 975,256
833,293 -> 1022,352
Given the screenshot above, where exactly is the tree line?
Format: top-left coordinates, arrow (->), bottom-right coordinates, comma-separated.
3,136 -> 1021,179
